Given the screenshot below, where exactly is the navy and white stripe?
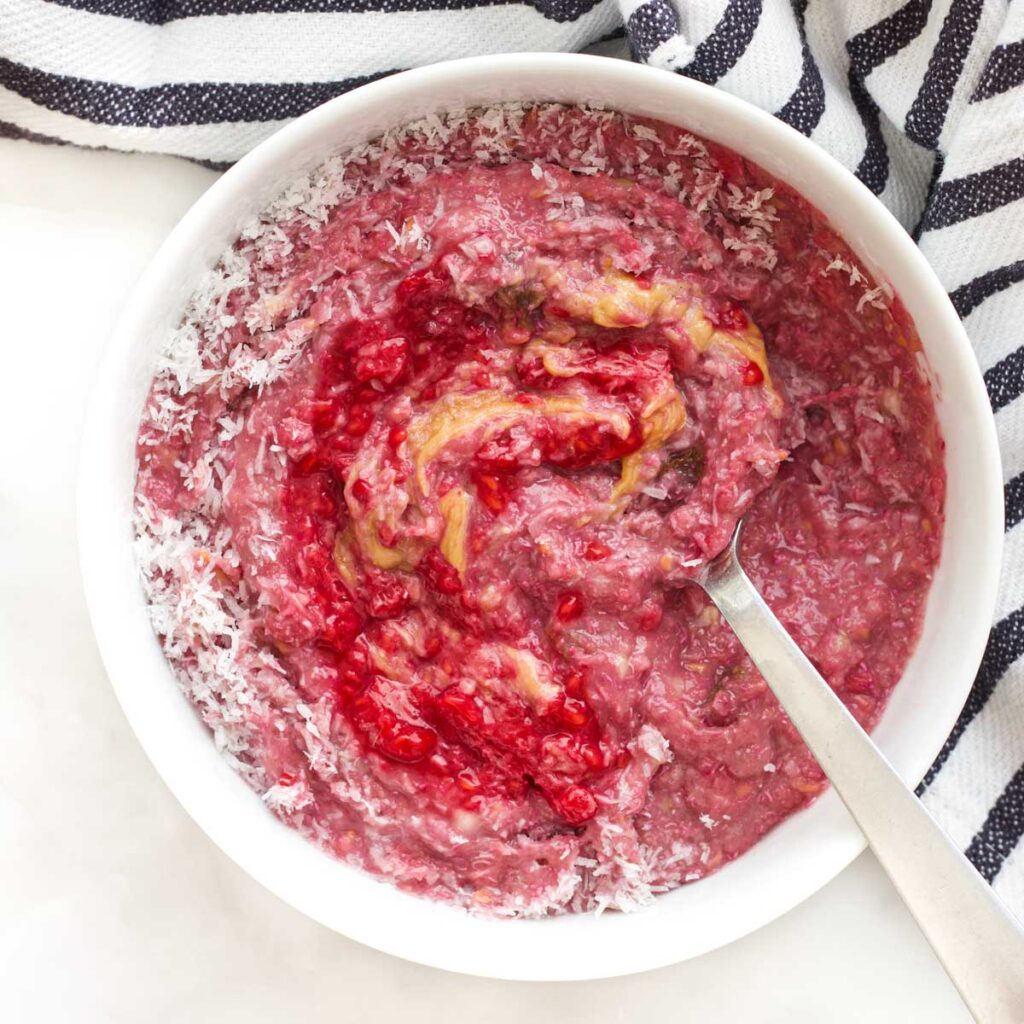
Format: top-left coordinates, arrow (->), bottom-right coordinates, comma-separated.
2,0 -> 1022,912
0,0 -> 621,161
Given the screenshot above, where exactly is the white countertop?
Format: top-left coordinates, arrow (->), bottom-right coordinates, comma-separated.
0,136 -> 973,1023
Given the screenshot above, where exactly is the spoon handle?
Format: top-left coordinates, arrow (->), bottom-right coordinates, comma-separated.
701,542 -> 1024,1023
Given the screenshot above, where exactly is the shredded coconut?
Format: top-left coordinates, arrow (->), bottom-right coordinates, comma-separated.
132,100 -> 938,921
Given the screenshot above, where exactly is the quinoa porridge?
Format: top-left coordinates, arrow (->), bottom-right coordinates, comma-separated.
134,104 -> 945,916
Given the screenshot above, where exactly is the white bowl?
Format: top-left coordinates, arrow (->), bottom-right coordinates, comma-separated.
78,53 -> 1003,981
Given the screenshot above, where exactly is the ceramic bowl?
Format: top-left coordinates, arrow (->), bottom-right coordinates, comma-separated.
78,53 -> 1003,981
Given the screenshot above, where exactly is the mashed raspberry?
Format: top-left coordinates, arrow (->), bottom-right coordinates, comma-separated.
135,105 -> 944,915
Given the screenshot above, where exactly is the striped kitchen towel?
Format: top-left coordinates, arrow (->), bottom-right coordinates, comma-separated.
1,0 -> 1021,914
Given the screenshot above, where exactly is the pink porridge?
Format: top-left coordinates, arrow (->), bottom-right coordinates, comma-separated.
135,105 -> 944,915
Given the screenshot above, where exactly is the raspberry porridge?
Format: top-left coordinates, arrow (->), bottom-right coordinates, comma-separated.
134,104 -> 944,916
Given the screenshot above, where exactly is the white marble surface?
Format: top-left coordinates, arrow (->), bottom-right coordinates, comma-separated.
0,137 -> 973,1023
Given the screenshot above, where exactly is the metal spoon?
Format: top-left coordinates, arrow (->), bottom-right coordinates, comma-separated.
697,523 -> 1024,1023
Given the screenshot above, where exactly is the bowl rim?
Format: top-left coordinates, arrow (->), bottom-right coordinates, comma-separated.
77,51 -> 1004,981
